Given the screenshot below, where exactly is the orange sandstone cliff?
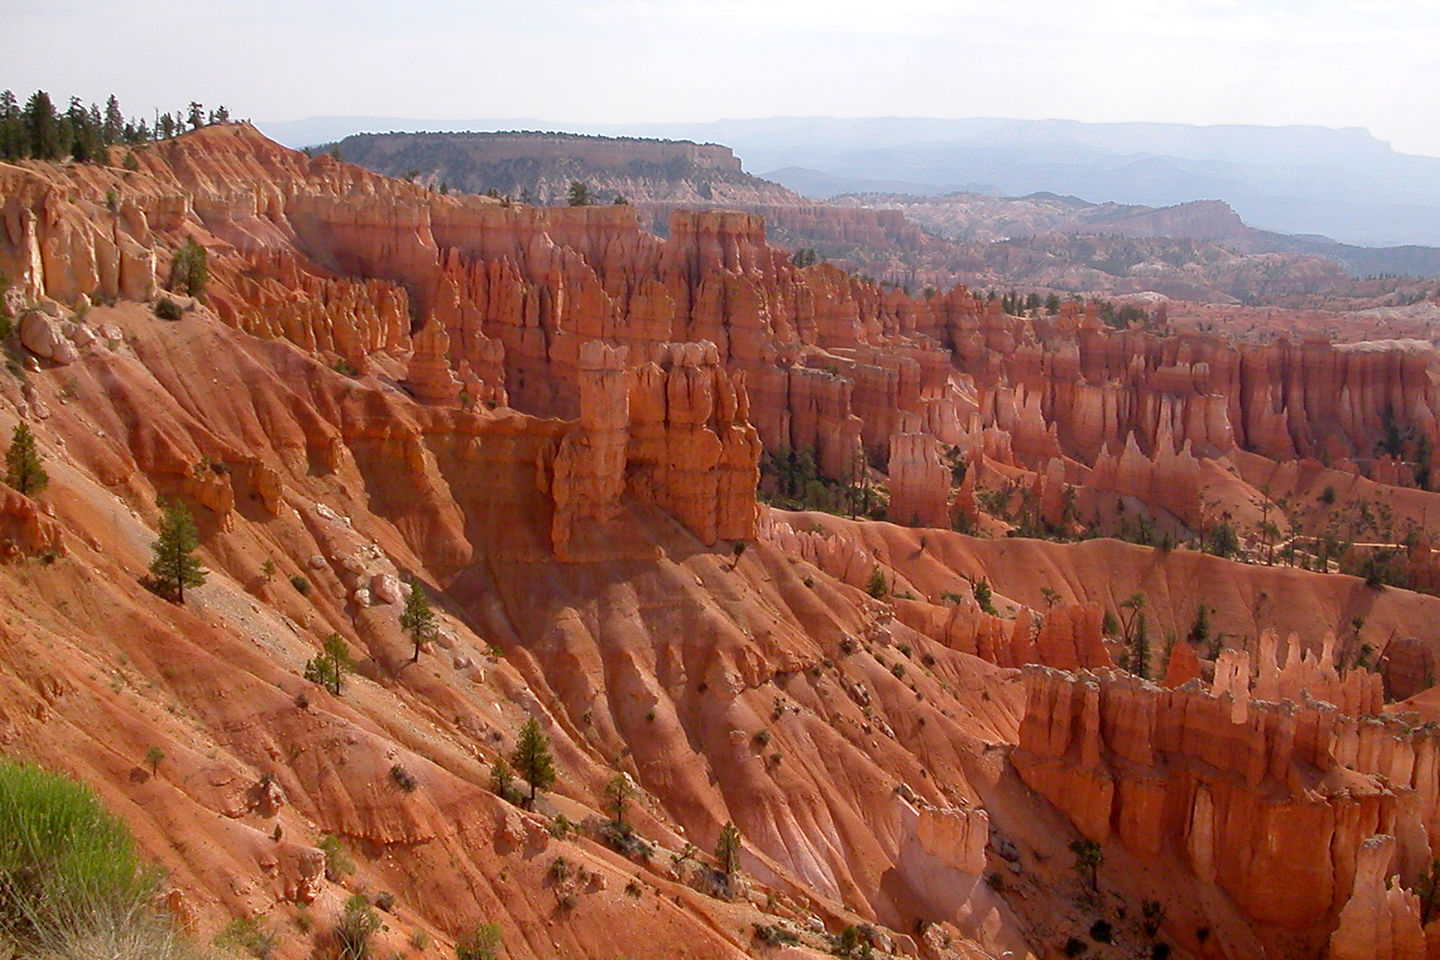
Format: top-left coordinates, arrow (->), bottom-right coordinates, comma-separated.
4,123 -> 1440,959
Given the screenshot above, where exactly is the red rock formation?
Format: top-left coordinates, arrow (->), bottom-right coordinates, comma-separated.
406,319 -> 462,405
1161,641 -> 1202,687
1014,663 -> 1440,955
1327,835 -> 1426,960
887,433 -> 950,528
627,341 -> 762,544
0,481 -> 65,558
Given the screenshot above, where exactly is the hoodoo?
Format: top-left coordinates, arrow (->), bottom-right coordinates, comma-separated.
4,119 -> 1440,959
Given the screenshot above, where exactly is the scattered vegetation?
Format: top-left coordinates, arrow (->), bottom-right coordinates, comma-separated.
488,756 -> 522,805
831,924 -> 875,959
758,447 -> 884,519
1069,838 -> 1103,893
1413,857 -> 1440,924
389,763 -> 418,792
605,774 -> 635,829
755,921 -> 800,946
154,296 -> 184,320
866,566 -> 888,599
214,917 -> 278,959
973,578 -> 997,615
0,89 -> 235,165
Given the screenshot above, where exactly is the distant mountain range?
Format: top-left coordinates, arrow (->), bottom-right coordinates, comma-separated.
830,193 -> 1440,279
262,115 -> 1440,248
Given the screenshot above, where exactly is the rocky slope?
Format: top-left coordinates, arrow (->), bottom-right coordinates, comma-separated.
4,123 -> 1440,959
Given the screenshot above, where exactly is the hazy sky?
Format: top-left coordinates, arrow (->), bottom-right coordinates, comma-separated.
6,0 -> 1439,156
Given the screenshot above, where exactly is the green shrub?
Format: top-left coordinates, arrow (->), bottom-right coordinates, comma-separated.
455,922 -> 503,960
317,834 -> 354,882
290,574 -> 311,595
389,764 -> 417,793
0,757 -> 198,957
168,238 -> 208,299
754,922 -> 799,946
334,893 -> 379,959
214,917 -> 277,958
154,297 -> 183,321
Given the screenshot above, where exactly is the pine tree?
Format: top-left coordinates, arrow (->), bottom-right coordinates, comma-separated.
399,579 -> 436,663
168,237 -> 208,298
714,821 -> 742,876
1187,604 -> 1210,646
1070,839 -> 1104,893
23,91 -> 59,160
4,422 -> 48,496
605,774 -> 635,828
510,716 -> 556,807
488,756 -> 517,804
103,95 -> 124,146
304,633 -> 353,695
1130,613 -> 1151,679
0,91 -> 20,162
148,498 -> 207,603
186,102 -> 204,130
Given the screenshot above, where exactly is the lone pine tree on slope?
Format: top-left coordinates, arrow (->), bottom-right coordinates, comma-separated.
510,715 -> 556,808
4,422 -> 47,496
149,498 -> 207,603
399,579 -> 436,663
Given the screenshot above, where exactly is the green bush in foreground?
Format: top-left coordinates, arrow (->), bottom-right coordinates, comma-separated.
0,757 -> 203,958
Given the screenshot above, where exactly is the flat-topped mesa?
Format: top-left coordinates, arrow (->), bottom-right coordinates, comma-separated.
1012,664 -> 1440,942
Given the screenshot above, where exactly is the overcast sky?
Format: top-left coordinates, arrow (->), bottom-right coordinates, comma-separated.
6,0 -> 1439,156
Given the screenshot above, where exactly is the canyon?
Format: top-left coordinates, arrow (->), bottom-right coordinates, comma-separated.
3,122 -> 1440,959
332,130 -> 1440,312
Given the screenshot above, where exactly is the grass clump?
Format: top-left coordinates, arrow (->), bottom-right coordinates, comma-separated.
0,757 -> 203,958
213,917 -> 277,958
